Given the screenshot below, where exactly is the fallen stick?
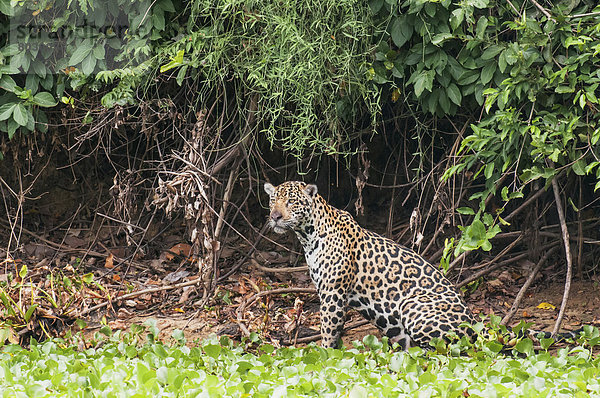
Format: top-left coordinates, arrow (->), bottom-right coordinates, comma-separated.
77,278 -> 202,317
250,258 -> 308,273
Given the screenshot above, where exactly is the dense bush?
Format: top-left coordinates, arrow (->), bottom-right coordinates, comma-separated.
367,0 -> 600,255
1,0 -> 600,274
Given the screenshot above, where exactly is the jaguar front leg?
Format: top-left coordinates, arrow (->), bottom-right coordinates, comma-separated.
318,290 -> 348,348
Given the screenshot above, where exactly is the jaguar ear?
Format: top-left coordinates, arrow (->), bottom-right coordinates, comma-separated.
304,184 -> 318,197
264,182 -> 276,195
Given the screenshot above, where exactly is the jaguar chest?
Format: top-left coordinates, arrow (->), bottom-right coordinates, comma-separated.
295,225 -> 355,290
298,232 -> 325,288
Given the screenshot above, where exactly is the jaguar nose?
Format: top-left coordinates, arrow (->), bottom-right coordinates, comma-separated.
270,210 -> 283,221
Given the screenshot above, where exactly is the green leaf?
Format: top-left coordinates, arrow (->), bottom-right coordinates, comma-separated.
475,16 -> 488,39
0,75 -> 17,92
24,304 -> 38,322
369,0 -> 384,13
480,62 -> 496,85
555,86 -> 574,94
13,104 -> 29,126
450,8 -> 464,30
92,45 -> 105,60
447,83 -> 462,106
82,272 -> 94,283
438,91 -> 451,114
160,49 -> 185,73
514,338 -> 533,354
0,0 -> 14,16
151,10 -> 165,31
69,41 -> 93,65
480,239 -> 492,251
349,385 -> 369,398
390,16 -> 413,48
7,118 -> 18,139
0,103 -> 15,121
468,219 -> 486,241
153,344 -> 168,358
540,337 -> 554,350
19,263 -> 27,278
32,92 -> 57,108
484,163 -> 494,179
481,45 -> 504,60
158,0 -> 175,12
572,159 -> 586,176
457,207 -> 475,215
413,70 -> 433,97
203,344 -> 221,359
470,0 -> 489,9
501,186 -> 509,201
579,92 -> 586,109
1,44 -> 19,57
431,33 -> 453,46
82,54 -> 97,75
584,161 -> 599,174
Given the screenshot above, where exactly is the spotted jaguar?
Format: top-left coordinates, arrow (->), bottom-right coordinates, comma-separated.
264,181 -> 476,349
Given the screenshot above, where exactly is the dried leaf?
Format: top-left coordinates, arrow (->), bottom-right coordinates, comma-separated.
165,243 -> 192,261
487,279 -> 504,288
104,253 -> 114,269
537,302 -> 556,310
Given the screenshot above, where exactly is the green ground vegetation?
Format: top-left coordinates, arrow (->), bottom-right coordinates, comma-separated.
1,323 -> 599,397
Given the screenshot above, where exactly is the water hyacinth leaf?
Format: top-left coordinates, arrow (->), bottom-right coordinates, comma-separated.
203,344 -> 221,358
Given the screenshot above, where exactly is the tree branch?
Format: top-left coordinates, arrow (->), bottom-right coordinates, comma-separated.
550,172 -> 573,337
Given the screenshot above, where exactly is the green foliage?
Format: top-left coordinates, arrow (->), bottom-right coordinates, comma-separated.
0,326 -> 599,397
369,0 -> 497,116
2,0 -> 600,261
0,261 -> 97,345
0,0 -> 178,138
369,0 -> 600,256
0,0 -> 378,158
159,0 -> 378,157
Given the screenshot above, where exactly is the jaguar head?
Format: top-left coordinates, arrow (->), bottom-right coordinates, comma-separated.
264,181 -> 318,234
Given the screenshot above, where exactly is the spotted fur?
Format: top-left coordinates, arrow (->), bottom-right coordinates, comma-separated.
264,181 -> 475,349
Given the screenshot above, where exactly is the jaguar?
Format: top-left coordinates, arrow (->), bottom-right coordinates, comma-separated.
264,180 -> 476,349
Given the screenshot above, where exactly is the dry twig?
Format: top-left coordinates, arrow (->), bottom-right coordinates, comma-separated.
78,278 -> 202,317
250,258 -> 308,274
